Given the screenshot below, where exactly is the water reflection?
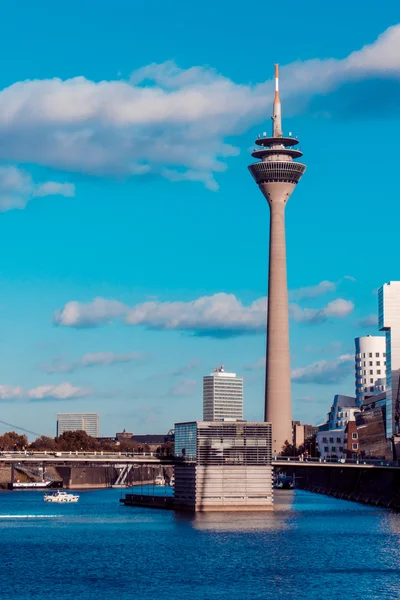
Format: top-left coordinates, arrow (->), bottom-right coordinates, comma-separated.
174,490 -> 295,532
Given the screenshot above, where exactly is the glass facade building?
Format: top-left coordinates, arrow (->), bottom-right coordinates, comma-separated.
379,282 -> 400,437
174,421 -> 272,465
56,412 -> 99,437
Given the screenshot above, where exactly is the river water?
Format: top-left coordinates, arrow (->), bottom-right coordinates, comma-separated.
0,488 -> 399,599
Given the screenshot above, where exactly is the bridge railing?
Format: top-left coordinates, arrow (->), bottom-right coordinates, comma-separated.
273,456 -> 399,467
0,450 -> 161,458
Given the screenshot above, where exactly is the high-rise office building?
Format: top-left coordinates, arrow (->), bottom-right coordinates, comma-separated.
355,335 -> 386,405
379,281 -> 400,437
203,366 -> 243,421
56,412 -> 99,437
248,65 -> 306,454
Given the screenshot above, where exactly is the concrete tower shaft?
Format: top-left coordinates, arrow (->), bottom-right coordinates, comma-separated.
248,65 -> 306,455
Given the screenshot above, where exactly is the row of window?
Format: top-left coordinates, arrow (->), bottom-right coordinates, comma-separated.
356,361 -> 385,367
356,352 -> 386,358
323,443 -> 358,453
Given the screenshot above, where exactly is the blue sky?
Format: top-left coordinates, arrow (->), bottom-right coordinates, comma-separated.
0,0 -> 399,437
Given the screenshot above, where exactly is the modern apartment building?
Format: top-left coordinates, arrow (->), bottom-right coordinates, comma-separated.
203,366 -> 243,421
56,413 -> 99,437
355,335 -> 386,405
379,281 -> 400,437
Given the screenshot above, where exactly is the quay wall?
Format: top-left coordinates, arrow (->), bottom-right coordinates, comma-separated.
284,464 -> 400,509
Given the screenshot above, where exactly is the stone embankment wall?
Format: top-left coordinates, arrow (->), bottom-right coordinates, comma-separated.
286,465 -> 400,510
0,463 -> 172,489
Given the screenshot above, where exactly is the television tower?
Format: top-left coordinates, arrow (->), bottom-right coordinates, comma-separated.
248,65 -> 306,454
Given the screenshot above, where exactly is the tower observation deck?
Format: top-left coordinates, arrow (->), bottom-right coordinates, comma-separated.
248,65 -> 306,455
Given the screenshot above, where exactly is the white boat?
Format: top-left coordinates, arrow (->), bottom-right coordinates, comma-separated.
155,475 -> 165,486
44,490 -> 79,503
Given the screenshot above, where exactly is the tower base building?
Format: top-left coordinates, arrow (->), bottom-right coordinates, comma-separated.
174,421 -> 273,511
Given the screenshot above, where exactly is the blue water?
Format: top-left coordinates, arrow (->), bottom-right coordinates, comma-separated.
0,487 -> 399,599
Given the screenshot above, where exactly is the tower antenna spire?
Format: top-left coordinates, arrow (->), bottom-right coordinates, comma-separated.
272,64 -> 282,137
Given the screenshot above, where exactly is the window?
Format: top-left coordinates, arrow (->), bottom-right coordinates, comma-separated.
322,437 -> 327,443
363,370 -> 366,375
331,446 -> 336,452
336,437 -> 341,443
370,370 -> 373,375
369,353 -> 372,358
364,379 -> 366,384
369,361 -> 373,367
376,352 -> 380,357
370,379 -> 374,384
324,446 -> 328,452
363,361 -> 366,367
352,443 -> 358,450
384,353 -> 386,357
352,432 -> 358,439
377,370 -> 381,375
370,387 -> 374,392
377,361 -> 380,366
363,353 -> 366,358
329,437 -> 334,443
339,446 -> 344,452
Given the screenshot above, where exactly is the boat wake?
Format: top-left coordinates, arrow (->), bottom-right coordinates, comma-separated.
0,515 -> 58,519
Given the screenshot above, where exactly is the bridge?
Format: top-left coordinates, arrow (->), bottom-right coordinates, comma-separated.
0,451 -> 167,465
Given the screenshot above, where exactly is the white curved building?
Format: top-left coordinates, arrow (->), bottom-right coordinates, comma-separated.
355,335 -> 386,405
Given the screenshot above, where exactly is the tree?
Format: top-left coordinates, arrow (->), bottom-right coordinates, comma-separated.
30,435 -> 56,451
55,430 -> 99,452
0,431 -> 28,451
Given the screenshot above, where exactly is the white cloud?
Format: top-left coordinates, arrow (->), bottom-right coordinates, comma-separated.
54,292 -> 354,335
356,314 -> 379,328
28,382 -> 92,401
0,385 -> 24,400
53,297 -> 127,328
0,382 -> 91,401
244,358 -> 265,371
289,280 -> 336,301
290,299 -> 354,324
0,26 -> 398,188
291,354 -> 353,384
0,165 -> 75,212
43,351 -> 142,374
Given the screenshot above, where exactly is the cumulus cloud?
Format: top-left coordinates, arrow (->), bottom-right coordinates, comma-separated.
0,26 -> 399,188
43,351 -> 142,374
0,165 -> 75,212
0,382 -> 91,401
356,314 -> 379,328
290,299 -> 354,324
53,297 -> 127,328
54,291 -> 354,336
289,280 -> 336,301
291,354 -> 353,384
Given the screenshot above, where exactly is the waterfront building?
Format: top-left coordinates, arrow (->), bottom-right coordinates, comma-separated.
56,413 -> 99,437
316,422 -> 359,460
355,392 -> 389,458
379,281 -> 400,437
248,65 -> 306,454
203,366 -> 243,421
327,395 -> 359,430
355,335 -> 386,405
174,421 -> 273,511
292,421 -> 318,449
